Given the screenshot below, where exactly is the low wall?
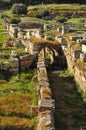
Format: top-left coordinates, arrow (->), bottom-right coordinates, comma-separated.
32,57 -> 55,130
63,46 -> 86,93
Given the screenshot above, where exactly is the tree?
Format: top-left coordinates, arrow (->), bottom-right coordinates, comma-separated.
11,3 -> 27,14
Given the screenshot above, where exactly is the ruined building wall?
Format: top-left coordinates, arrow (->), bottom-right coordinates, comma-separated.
63,46 -> 86,93
32,57 -> 55,130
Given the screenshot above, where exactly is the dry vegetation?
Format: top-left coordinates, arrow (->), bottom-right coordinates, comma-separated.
0,70 -> 38,129
30,37 -> 60,45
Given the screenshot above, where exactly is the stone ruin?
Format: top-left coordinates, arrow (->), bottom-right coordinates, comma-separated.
0,50 -> 38,73
31,57 -> 55,130
62,35 -> 86,93
4,19 -> 44,40
57,22 -> 70,34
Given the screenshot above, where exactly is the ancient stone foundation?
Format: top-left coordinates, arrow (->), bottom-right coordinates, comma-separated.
32,57 -> 55,130
62,45 -> 86,93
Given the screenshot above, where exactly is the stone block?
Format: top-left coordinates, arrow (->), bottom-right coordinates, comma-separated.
80,53 -> 86,62
40,87 -> 52,99
72,49 -> 81,59
1,62 -> 9,70
10,58 -> 19,68
38,110 -> 55,130
69,36 -> 83,41
9,67 -> 19,73
82,44 -> 86,53
38,99 -> 55,112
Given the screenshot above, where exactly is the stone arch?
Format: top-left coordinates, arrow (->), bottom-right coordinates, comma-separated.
38,43 -> 64,58
36,43 -> 66,70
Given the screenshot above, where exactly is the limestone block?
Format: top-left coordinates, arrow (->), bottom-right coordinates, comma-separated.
9,67 -> 19,73
38,110 -> 55,130
62,25 -> 70,34
39,81 -> 49,88
11,50 -> 17,58
69,36 -> 83,41
82,44 -> 86,53
38,99 -> 55,112
57,27 -> 62,32
10,58 -> 19,68
80,53 -> 86,62
81,76 -> 86,82
18,32 -> 24,39
40,87 -> 52,99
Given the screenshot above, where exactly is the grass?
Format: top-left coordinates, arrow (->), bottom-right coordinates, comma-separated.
68,18 -> 86,24
30,37 -> 60,45
0,19 -> 6,29
48,70 -> 86,130
20,16 -> 55,24
0,18 -> 9,46
0,70 -> 38,129
28,4 -> 86,12
0,33 -> 9,46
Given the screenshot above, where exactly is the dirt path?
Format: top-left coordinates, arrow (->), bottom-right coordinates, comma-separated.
48,71 -> 86,130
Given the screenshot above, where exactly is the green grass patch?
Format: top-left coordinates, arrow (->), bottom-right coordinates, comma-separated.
48,70 -> 86,130
20,16 -> 55,24
0,33 -> 9,46
0,70 -> 38,129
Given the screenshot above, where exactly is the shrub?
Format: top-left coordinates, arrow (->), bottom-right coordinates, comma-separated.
55,16 -> 67,23
42,10 -> 50,17
10,17 -> 20,24
11,3 -> 27,14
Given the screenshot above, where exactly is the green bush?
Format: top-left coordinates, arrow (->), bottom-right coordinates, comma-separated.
55,16 -> 67,23
11,3 -> 27,14
42,10 -> 50,17
10,17 -> 20,24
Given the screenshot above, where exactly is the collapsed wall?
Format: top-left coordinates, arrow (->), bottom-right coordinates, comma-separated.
32,57 -> 55,130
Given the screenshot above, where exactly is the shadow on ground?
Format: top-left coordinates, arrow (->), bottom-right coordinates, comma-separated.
48,71 -> 86,130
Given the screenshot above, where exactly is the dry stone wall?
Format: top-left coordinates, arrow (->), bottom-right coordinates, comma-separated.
32,57 -> 55,130
63,44 -> 86,93
0,51 -> 38,73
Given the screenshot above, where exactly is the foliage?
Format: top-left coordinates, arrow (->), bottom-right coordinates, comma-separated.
0,116 -> 35,129
11,3 -> 27,14
0,34 -> 9,46
30,38 -> 60,45
9,0 -> 86,5
42,10 -> 50,17
55,16 -> 67,23
10,17 -> 20,24
0,19 -> 9,46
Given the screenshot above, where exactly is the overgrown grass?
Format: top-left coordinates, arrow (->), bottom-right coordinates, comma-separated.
48,70 -> 86,130
0,70 -> 38,129
0,33 -> 9,46
0,18 -> 9,46
28,4 -> 86,12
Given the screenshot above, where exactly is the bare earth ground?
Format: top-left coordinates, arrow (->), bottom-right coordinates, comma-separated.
48,71 -> 86,130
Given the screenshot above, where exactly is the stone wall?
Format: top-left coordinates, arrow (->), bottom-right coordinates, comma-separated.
32,57 -> 55,130
0,52 -> 38,73
63,45 -> 86,93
